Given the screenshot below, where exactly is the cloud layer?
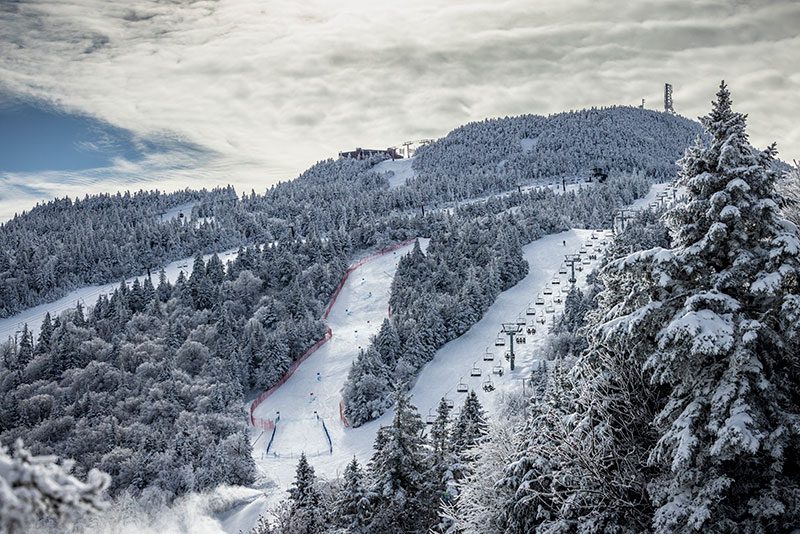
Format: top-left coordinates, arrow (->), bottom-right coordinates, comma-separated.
1,0 -> 798,214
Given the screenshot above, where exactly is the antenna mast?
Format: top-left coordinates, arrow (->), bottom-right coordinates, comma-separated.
664,83 -> 674,113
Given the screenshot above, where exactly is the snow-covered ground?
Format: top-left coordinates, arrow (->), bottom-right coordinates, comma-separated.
0,247 -> 240,342
233,181 -> 684,530
159,201 -> 199,222
243,227 -> 610,521
249,239 -> 426,491
372,157 -> 417,189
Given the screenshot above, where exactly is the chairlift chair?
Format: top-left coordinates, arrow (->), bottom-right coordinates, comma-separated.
470,365 -> 482,377
535,294 -> 545,305
585,241 -> 593,247
426,410 -> 437,425
576,263 -> 584,271
559,265 -> 568,275
538,312 -> 546,324
516,315 -> 526,327
543,286 -> 553,295
483,348 -> 495,361
445,397 -> 455,409
495,335 -> 506,346
456,379 -> 469,393
553,290 -> 563,304
591,233 -> 598,239
551,277 -> 560,285
545,303 -> 555,314
492,364 -> 504,376
582,258 -> 591,265
526,305 -> 537,316
482,378 -> 495,392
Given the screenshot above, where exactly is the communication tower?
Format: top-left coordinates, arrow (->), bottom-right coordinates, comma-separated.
664,83 -> 674,113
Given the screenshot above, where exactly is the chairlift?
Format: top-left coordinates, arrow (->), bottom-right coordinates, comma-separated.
559,265 -> 568,275
582,258 -> 591,265
426,409 -> 436,425
526,305 -> 537,316
589,253 -> 597,260
579,248 -> 587,255
492,364 -> 504,376
553,290 -> 563,304
456,378 -> 468,393
445,397 -> 455,409
538,312 -> 546,325
591,233 -> 598,240
576,263 -> 584,272
516,315 -> 526,326
543,286 -> 553,295
551,277 -> 560,285
470,364 -> 482,377
482,378 -> 495,392
535,294 -> 545,305
585,241 -> 593,247
495,335 -> 506,347
545,303 -> 555,314
483,348 -> 495,361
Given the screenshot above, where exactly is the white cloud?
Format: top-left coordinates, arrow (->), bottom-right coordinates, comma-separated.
1,0 -> 798,214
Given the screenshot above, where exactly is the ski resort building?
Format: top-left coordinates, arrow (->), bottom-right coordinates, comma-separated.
338,147 -> 402,160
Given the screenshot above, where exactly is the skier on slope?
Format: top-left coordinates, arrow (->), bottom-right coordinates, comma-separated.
563,240 -> 566,246
316,372 -> 321,381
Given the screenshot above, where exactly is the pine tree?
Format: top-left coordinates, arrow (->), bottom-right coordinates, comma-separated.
638,81 -> 800,532
451,391 -> 488,454
367,388 -> 435,533
336,456 -> 372,532
286,453 -> 322,533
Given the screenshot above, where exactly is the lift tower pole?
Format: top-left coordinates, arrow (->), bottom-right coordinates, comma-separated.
564,254 -> 580,285
501,322 -> 523,371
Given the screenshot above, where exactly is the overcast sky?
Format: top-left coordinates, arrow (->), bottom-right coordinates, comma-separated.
0,0 -> 798,217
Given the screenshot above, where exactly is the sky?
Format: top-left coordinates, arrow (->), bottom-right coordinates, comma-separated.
0,0 -> 798,219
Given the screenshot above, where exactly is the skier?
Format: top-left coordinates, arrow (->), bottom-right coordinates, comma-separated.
316,372 -> 321,381
562,240 -> 566,246
309,392 -> 315,403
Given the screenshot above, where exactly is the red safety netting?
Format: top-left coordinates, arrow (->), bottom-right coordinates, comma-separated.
250,327 -> 332,430
250,238 -> 415,429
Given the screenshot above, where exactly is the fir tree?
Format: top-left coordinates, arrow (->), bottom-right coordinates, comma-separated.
367,388 -> 435,533
335,456 -> 372,532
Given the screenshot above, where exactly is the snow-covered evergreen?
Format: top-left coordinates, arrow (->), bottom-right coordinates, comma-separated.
0,440 -> 110,532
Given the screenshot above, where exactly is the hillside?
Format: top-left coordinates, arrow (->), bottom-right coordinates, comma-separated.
411,107 -> 704,199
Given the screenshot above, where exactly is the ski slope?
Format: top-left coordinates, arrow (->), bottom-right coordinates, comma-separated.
0,247 -> 240,342
246,227 -> 608,513
249,239 -> 426,486
372,157 -> 418,189
242,181 -> 683,523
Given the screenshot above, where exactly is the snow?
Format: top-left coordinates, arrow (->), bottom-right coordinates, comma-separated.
371,157 -> 417,189
244,227 -> 610,520
0,248 -> 240,343
159,201 -> 199,222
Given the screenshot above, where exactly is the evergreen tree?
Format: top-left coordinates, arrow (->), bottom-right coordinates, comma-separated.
639,81 -> 800,531
367,388 -> 435,533
335,456 -> 372,532
286,453 -> 322,534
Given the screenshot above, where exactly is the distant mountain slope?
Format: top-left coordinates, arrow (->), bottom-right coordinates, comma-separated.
411,107 -> 704,198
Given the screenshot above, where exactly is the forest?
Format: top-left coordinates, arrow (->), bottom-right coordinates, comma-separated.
3,95 -> 799,532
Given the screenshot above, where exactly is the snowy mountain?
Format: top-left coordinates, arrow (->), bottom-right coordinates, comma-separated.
3,88 -> 799,534
410,106 -> 705,199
